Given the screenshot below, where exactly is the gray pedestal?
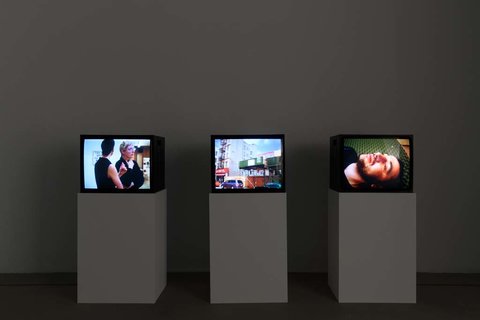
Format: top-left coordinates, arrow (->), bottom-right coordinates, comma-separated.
328,189 -> 416,303
77,190 -> 167,303
209,193 -> 288,303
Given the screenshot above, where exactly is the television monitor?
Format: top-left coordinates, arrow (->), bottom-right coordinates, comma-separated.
81,135 -> 165,193
330,135 -> 413,192
211,134 -> 286,193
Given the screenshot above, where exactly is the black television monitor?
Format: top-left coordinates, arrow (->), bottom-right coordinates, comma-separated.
81,135 -> 165,193
211,135 -> 286,193
330,135 -> 413,192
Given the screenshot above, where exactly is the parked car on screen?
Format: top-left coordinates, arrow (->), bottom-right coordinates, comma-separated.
264,182 -> 282,189
221,180 -> 244,189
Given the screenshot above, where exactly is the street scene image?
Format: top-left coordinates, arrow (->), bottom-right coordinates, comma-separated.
214,138 -> 284,190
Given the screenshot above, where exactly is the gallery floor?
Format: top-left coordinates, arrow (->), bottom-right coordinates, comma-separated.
1,273 -> 479,320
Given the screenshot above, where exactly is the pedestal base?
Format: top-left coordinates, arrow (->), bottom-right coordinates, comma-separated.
77,190 -> 167,303
209,193 -> 288,303
328,189 -> 416,303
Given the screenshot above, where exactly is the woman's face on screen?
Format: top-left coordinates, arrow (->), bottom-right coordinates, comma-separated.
122,145 -> 135,160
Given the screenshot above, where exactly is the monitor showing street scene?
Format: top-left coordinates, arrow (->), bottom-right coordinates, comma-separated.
211,135 -> 285,193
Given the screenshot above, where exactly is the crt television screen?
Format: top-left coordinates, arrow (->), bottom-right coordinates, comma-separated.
212,135 -> 285,192
341,137 -> 412,191
82,138 -> 152,191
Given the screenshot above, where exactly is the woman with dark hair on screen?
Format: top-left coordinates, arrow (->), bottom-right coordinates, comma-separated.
94,139 -> 127,189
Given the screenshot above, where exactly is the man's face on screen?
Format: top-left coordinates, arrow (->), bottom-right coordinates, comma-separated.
357,153 -> 400,184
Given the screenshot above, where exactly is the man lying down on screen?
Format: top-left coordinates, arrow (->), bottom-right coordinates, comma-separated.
343,147 -> 402,190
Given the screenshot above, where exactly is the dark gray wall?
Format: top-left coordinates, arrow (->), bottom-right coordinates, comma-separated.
0,0 -> 478,273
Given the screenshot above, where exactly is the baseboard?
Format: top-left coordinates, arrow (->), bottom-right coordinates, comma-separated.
417,273 -> 480,286
0,273 -> 76,285
0,272 -> 479,286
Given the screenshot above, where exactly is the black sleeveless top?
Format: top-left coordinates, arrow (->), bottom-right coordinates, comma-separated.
115,158 -> 145,189
94,157 -> 116,189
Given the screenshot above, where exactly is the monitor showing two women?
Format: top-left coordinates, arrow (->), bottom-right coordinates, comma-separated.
81,135 -> 165,192
330,135 -> 413,192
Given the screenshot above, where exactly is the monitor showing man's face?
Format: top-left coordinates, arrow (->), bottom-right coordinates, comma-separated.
357,153 -> 401,184
343,138 -> 411,190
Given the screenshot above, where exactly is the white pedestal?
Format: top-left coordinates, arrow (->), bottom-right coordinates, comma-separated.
328,189 -> 416,303
77,190 -> 167,303
209,193 -> 288,303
